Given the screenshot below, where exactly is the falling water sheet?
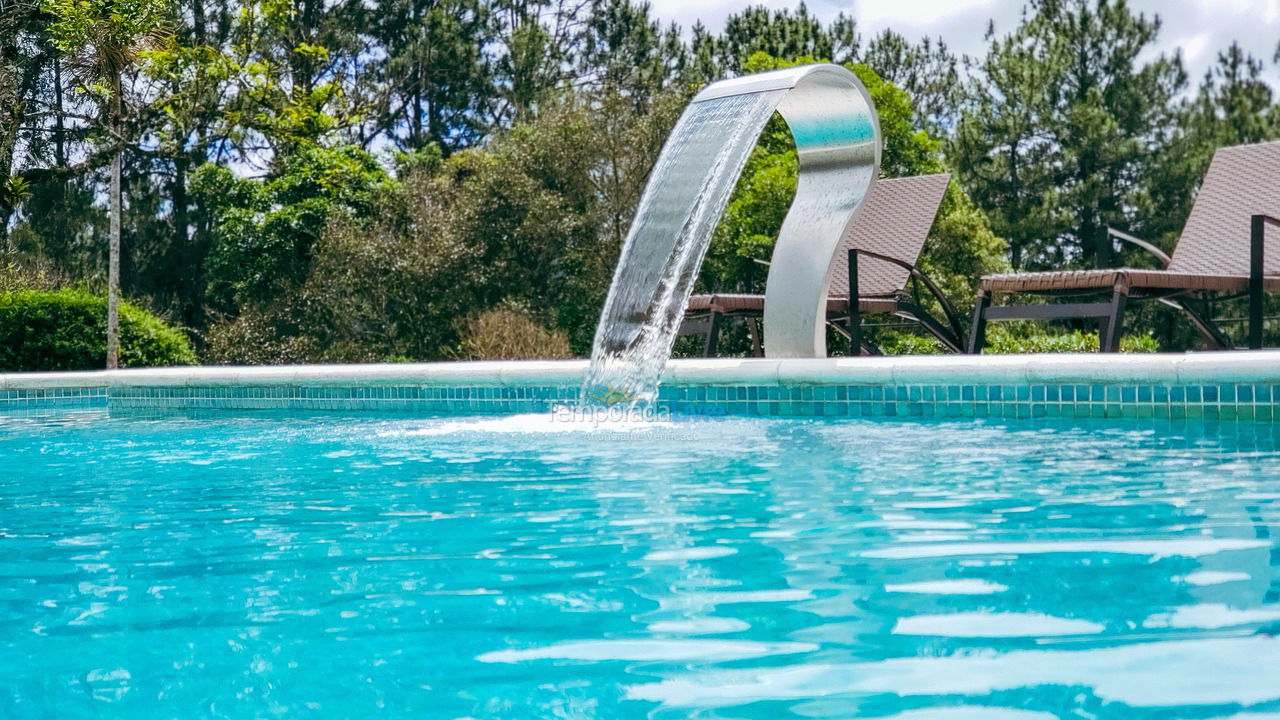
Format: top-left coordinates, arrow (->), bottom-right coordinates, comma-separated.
584,89 -> 787,405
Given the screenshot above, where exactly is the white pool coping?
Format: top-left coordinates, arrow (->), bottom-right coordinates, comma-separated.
3,352 -> 1279,390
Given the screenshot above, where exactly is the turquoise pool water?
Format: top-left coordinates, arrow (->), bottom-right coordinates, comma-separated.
2,409 -> 1279,719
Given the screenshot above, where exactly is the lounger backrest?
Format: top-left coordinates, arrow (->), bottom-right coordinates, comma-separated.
828,173 -> 951,297
1168,141 -> 1280,276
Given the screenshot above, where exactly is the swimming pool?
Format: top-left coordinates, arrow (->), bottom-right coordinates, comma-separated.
3,400 -> 1279,719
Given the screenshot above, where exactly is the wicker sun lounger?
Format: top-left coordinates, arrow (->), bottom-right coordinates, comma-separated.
681,173 -> 958,356
969,141 -> 1280,353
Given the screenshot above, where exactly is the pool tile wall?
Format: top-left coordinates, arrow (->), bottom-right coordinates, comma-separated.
96,382 -> 1280,420
5,355 -> 1280,422
108,385 -> 578,415
663,382 -> 1280,420
0,388 -> 107,411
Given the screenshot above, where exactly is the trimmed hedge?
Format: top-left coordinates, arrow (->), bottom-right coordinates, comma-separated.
0,289 -> 197,371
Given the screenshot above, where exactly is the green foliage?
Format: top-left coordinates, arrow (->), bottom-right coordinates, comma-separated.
196,145 -> 393,311
919,184 -> 1009,312
9,0 -> 1280,365
576,0 -> 689,105
41,0 -> 169,99
142,43 -> 239,152
201,87 -> 677,363
203,170 -> 466,364
983,328 -> 1158,354
715,5 -> 844,73
861,30 -> 959,133
429,111 -> 602,352
878,331 -> 946,355
0,289 -> 196,370
392,144 -> 445,176
6,178 -> 105,282
3,177 -> 31,206
0,256 -> 68,294
489,1 -> 600,124
950,0 -> 1186,271
370,0 -> 494,151
1134,42 -> 1279,261
458,300 -> 573,360
226,0 -> 368,154
848,63 -> 944,178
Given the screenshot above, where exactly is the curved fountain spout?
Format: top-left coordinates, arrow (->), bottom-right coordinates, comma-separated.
585,63 -> 880,402
751,66 -> 881,357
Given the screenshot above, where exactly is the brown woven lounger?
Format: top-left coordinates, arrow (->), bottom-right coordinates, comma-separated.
969,141 -> 1280,352
681,173 -> 958,355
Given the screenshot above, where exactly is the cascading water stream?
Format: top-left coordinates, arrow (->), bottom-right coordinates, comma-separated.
582,90 -> 786,406
583,64 -> 881,408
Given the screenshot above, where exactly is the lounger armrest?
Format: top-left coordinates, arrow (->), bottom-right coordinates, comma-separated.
1251,214 -> 1280,280
1107,227 -> 1172,268
854,249 -> 966,344
1250,214 -> 1280,280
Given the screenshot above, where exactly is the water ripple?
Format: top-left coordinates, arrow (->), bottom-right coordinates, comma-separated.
1,412 -> 1278,719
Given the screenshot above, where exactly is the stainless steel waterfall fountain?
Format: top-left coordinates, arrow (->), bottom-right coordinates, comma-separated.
585,63 -> 881,402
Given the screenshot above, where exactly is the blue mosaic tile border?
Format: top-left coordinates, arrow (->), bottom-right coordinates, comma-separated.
108,385 -> 578,414
0,388 -> 107,410
659,383 -> 1280,420
91,382 -> 1280,421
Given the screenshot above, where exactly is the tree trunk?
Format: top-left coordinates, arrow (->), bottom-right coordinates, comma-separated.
54,59 -> 67,166
172,155 -> 197,328
107,146 -> 121,368
106,82 -> 122,369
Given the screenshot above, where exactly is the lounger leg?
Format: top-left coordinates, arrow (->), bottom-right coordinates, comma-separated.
894,301 -> 965,353
1249,214 -> 1265,349
746,318 -> 763,357
1100,286 -> 1128,352
845,249 -> 865,355
703,311 -> 722,357
968,291 -> 990,354
848,307 -> 863,356
1165,297 -> 1231,350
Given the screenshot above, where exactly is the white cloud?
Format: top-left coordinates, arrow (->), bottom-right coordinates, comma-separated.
1174,32 -> 1212,66
855,0 -> 998,26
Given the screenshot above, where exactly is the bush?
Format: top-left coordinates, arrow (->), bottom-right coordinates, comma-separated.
202,176 -> 479,365
878,331 -> 947,355
202,310 -> 321,366
458,303 -> 573,360
195,145 -> 395,313
0,289 -> 197,371
984,328 -> 1159,354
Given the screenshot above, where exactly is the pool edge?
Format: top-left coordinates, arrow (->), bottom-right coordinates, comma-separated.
3,352 -> 1280,390
3,354 -> 1280,421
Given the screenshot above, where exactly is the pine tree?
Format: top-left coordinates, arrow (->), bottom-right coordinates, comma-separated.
950,0 -> 1185,270
1136,42 -> 1278,252
862,30 -> 959,133
370,0 -> 496,153
718,3 -> 833,73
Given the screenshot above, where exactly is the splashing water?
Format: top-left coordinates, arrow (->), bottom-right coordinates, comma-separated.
583,90 -> 786,406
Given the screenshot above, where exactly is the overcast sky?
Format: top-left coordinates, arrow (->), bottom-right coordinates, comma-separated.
647,0 -> 1280,88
